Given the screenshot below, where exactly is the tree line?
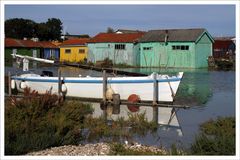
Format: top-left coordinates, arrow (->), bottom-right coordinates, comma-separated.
5,18 -> 63,41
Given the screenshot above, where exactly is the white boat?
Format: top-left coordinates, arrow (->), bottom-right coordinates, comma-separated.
11,72 -> 183,102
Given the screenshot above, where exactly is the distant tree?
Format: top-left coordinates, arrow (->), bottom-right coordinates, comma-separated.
107,27 -> 114,33
35,22 -> 48,41
5,18 -> 37,39
5,18 -> 63,41
45,18 -> 63,41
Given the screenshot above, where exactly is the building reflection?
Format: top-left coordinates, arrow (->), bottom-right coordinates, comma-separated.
91,103 -> 183,136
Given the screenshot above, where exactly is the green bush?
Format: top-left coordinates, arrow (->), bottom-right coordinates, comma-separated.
190,117 -> 235,155
5,89 -> 93,155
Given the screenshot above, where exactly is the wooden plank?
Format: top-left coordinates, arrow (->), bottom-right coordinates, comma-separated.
4,94 -> 189,109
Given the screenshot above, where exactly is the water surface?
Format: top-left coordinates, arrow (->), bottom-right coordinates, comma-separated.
5,65 -> 235,149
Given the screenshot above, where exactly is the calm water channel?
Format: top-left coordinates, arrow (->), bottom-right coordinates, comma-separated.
5,64 -> 235,149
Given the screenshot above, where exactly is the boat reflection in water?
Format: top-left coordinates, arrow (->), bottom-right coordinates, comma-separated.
91,103 -> 183,136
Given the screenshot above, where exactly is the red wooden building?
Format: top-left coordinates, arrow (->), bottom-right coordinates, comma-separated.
213,37 -> 235,59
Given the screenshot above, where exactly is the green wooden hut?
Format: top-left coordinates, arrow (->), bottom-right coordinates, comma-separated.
5,38 -> 41,65
87,32 -> 144,66
138,28 -> 214,68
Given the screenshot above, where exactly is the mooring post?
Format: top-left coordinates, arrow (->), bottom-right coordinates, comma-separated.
58,69 -> 62,103
103,70 -> 107,103
8,71 -> 12,96
112,94 -> 120,114
153,72 -> 158,106
102,70 -> 108,119
153,72 -> 158,124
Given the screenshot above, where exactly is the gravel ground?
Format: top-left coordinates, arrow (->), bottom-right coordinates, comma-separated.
26,142 -> 168,156
27,143 -> 111,156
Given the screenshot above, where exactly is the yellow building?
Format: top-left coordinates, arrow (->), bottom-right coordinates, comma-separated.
59,38 -> 89,62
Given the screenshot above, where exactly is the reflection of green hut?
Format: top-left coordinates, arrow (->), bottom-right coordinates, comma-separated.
5,38 -> 41,66
174,71 -> 212,105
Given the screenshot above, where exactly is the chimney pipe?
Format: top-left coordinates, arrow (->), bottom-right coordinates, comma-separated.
165,30 -> 168,43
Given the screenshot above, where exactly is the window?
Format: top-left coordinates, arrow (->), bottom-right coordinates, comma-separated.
65,49 -> 71,54
79,49 -> 85,54
172,45 -> 189,51
115,44 -> 125,50
143,47 -> 152,50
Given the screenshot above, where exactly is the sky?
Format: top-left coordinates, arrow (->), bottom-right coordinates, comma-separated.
4,5 -> 235,37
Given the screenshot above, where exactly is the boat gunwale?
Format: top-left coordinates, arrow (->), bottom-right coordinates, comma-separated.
12,77 -> 182,83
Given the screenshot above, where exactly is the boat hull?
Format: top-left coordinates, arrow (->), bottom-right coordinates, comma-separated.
12,72 -> 183,102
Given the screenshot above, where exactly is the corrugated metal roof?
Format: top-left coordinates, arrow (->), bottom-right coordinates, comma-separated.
88,33 -> 145,43
59,38 -> 89,46
139,28 -> 206,42
5,38 -> 58,48
38,41 -> 59,48
5,38 -> 25,47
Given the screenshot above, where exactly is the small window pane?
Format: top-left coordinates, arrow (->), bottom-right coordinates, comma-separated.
65,49 -> 71,54
115,44 -> 125,50
79,49 -> 85,54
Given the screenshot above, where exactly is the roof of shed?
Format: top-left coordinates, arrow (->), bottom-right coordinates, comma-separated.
139,28 -> 209,42
5,38 -> 58,48
59,38 -> 89,46
88,33 -> 145,43
115,29 -> 145,34
38,41 -> 59,48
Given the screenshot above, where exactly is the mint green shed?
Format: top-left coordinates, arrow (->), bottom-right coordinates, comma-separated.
87,33 -> 144,66
139,29 -> 214,68
88,43 -> 140,66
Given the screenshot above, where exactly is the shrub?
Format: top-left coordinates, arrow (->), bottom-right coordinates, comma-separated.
190,117 -> 235,155
5,89 -> 93,155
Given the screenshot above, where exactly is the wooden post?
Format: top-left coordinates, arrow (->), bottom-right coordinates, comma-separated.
152,106 -> 158,124
153,72 -> 158,106
102,70 -> 107,119
103,70 -> 107,103
112,94 -> 120,114
58,69 -> 62,103
153,72 -> 158,124
8,72 -> 12,96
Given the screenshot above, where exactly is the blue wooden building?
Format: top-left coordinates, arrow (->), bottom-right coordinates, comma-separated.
39,41 -> 60,60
